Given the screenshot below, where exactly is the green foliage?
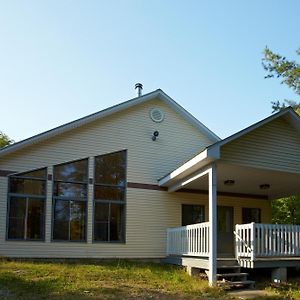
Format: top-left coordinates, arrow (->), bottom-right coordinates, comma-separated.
262,47 -> 300,114
271,99 -> 300,115
0,131 -> 13,148
272,196 -> 300,225
263,48 -> 300,227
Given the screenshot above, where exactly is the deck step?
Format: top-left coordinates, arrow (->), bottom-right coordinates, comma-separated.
217,272 -> 249,278
217,280 -> 255,288
217,272 -> 248,282
217,265 -> 241,269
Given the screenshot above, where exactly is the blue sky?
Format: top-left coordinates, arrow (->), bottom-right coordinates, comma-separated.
1,0 -> 299,141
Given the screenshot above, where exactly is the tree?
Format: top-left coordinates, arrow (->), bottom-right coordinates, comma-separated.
262,47 -> 300,224
0,131 -> 13,148
272,196 -> 300,225
262,47 -> 300,114
263,48 -> 300,224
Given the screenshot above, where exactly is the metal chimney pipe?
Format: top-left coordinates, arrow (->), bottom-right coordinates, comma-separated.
135,83 -> 143,97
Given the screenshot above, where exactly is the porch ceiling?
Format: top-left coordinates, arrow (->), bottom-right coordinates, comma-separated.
177,162 -> 300,200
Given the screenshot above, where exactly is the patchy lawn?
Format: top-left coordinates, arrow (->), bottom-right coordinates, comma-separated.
0,258 -> 299,300
0,258 -> 225,299
263,280 -> 300,300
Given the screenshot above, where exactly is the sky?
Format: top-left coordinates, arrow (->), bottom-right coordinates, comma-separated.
0,0 -> 299,142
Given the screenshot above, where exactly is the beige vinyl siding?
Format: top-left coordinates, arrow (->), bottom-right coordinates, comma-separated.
221,118 -> 300,173
0,99 -> 212,183
0,186 -> 271,258
0,98 -> 213,258
0,96 -> 272,258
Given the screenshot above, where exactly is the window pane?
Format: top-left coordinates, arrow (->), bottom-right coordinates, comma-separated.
8,218 -> 25,239
10,178 -> 46,196
53,200 -> 69,240
182,205 -> 205,226
54,200 -> 70,221
9,197 -> 26,218
70,201 -> 86,241
110,204 -> 124,242
27,199 -> 45,240
15,168 -> 47,179
8,197 -> 26,239
54,159 -> 88,182
53,220 -> 69,240
94,222 -> 108,241
94,186 -> 125,201
94,203 -> 109,241
95,151 -> 126,186
53,182 -> 87,198
242,208 -> 261,224
94,203 -> 109,221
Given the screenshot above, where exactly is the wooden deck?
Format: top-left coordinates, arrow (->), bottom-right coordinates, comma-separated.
165,255 -> 300,269
166,222 -> 300,270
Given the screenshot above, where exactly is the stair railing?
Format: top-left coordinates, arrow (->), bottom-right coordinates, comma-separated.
234,223 -> 255,261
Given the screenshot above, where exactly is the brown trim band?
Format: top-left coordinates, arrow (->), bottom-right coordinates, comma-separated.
127,182 -> 268,200
178,188 -> 268,200
0,169 -> 16,177
127,182 -> 167,191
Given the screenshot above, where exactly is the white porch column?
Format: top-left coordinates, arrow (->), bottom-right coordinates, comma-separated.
208,164 -> 217,286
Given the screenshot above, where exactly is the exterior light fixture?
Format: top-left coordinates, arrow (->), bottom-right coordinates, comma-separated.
259,184 -> 270,190
152,131 -> 159,141
224,180 -> 235,186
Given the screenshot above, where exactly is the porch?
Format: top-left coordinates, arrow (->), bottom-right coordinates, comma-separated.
159,109 -> 300,285
166,222 -> 300,269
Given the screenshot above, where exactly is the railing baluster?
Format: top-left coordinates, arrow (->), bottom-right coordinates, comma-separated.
167,223 -> 300,259
165,222 -> 210,257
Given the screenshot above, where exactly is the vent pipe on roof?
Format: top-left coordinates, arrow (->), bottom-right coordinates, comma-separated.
135,83 -> 143,97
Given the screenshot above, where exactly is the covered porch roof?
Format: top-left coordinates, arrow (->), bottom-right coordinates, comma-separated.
161,107 -> 300,285
159,107 -> 300,200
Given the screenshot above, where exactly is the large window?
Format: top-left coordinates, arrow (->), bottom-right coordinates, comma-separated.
182,204 -> 205,226
94,150 -> 126,242
7,168 -> 46,240
52,159 -> 88,241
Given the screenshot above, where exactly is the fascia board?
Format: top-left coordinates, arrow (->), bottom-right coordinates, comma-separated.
0,89 -> 220,157
209,107 -> 299,150
158,147 -> 220,187
0,90 -> 162,157
158,91 -> 221,142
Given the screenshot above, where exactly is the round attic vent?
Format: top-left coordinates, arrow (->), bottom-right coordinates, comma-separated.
150,108 -> 165,123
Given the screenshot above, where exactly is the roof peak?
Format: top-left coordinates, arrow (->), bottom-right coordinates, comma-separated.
0,88 -> 219,157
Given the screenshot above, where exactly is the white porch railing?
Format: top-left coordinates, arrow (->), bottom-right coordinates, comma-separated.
167,222 -> 209,257
235,223 -> 300,260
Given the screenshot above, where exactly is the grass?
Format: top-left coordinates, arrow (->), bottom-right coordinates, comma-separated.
0,258 -> 299,300
0,258 -> 225,299
263,280 -> 300,300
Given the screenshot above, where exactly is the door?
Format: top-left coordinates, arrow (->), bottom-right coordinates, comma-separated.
217,206 -> 234,256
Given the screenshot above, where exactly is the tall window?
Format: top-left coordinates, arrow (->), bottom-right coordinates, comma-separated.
182,204 -> 205,226
94,150 -> 126,242
52,159 -> 88,241
7,168 -> 46,240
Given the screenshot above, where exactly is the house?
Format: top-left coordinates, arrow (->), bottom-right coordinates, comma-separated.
0,86 -> 299,286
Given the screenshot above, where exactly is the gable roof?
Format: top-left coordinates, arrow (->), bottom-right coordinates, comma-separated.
0,89 -> 220,157
159,107 -> 300,186
207,106 -> 300,150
